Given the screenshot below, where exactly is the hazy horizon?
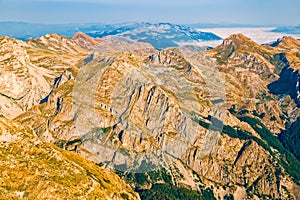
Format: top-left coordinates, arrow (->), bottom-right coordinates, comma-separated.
0,0 -> 299,26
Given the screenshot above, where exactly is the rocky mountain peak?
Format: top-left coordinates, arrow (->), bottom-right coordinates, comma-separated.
222,33 -> 261,51
72,32 -> 102,50
210,34 -> 274,72
271,36 -> 300,50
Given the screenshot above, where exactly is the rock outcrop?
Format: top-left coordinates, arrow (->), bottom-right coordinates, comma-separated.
0,35 -> 87,119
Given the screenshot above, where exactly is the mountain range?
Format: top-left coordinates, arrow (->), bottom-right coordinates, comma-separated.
2,21 -> 299,49
0,22 -> 221,49
83,22 -> 222,49
0,25 -> 300,199
272,25 -> 300,34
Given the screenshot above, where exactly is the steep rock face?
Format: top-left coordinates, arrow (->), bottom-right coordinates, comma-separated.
0,36 -> 50,118
0,35 -> 87,119
0,37 -> 32,100
17,80 -> 76,143
145,48 -> 205,84
71,50 -> 226,162
188,134 -> 290,199
0,117 -> 139,199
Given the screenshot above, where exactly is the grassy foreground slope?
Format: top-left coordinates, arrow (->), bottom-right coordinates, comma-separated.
0,117 -> 139,200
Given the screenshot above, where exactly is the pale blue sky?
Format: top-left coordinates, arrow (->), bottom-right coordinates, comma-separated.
0,0 -> 299,25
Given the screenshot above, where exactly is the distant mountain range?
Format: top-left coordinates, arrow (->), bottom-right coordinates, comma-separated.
187,23 -> 271,28
0,22 -> 222,49
271,25 -> 300,34
84,22 -> 222,49
0,22 -> 93,40
1,21 -> 299,49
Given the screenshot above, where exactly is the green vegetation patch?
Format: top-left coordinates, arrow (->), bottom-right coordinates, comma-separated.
136,184 -> 215,200
279,117 -> 300,162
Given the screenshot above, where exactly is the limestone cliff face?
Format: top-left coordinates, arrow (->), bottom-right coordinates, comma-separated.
0,36 -> 44,118
2,34 -> 300,199
188,135 -> 289,199
0,35 -> 87,119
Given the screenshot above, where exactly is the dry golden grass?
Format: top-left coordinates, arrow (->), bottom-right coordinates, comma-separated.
0,117 -> 139,199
